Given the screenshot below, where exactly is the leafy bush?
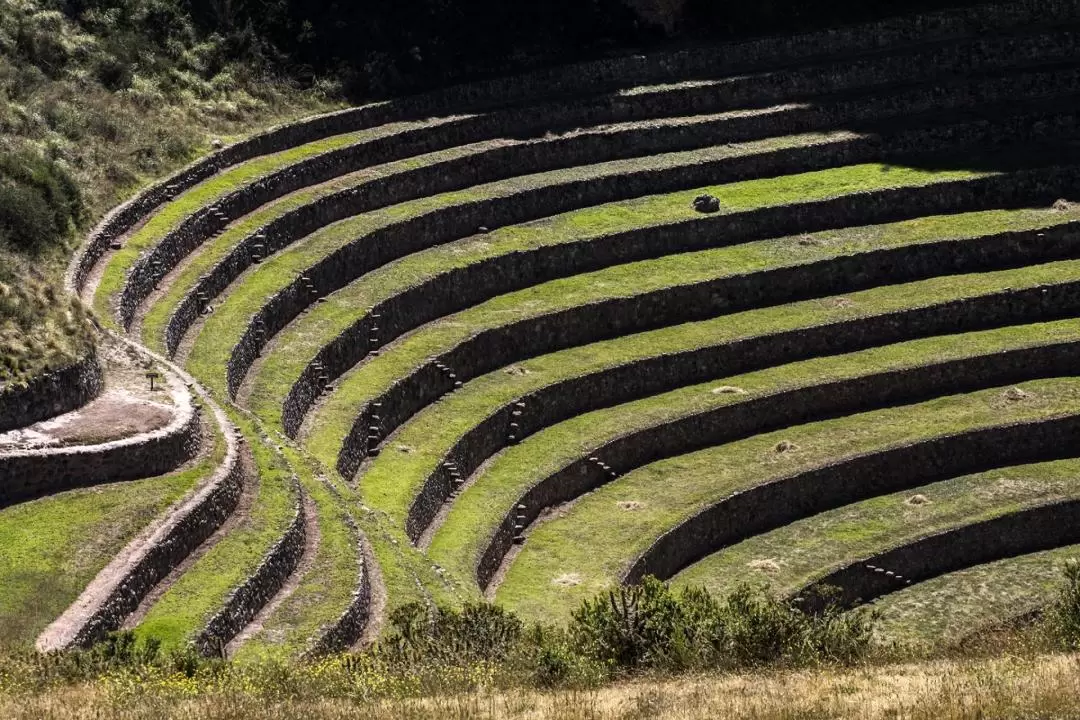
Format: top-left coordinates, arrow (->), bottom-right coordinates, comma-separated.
570,577 -> 876,671
384,601 -> 523,665
1042,559 -> 1080,648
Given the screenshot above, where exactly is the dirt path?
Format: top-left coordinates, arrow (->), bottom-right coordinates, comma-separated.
1,338 -> 182,451
224,491 -> 321,656
126,226 -> 235,344
75,209 -> 154,306
354,534 -> 386,650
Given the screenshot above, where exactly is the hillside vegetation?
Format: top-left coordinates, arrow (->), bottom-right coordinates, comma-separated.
0,0 -> 333,384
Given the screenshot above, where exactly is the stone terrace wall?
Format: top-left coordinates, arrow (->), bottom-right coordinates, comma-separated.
0,354 -> 103,434
329,165 -> 1080,479
475,339 -> 1080,587
0,384 -> 201,509
167,64 -> 1080,358
68,0 -> 1079,296
796,498 -> 1080,612
438,278 -> 1080,571
625,414 -> 1080,584
194,478 -> 306,657
126,26 -> 1080,331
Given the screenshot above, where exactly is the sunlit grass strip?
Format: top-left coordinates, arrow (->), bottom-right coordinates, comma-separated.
0,428 -> 222,646
673,458 -> 1080,600
226,161 -> 986,430
133,412 -> 295,650
426,317 -> 1080,596
494,377 -> 1080,623
304,206 -> 1080,472
317,260 -> 1080,546
90,124 -> 405,328
873,543 -> 1080,645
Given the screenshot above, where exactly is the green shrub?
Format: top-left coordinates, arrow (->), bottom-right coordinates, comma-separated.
570,577 -> 876,671
384,601 -> 523,665
1042,559 -> 1080,648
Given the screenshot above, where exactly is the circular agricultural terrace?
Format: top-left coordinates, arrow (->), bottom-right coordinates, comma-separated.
3,0 -> 1080,657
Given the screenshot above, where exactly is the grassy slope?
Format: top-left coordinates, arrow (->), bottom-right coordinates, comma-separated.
139,130 -> 483,353
495,377 -> 1080,623
194,161 -> 984,410
674,458 -> 1080,600
427,319 -> 1080,594
91,124 -> 398,327
0,0 -> 337,379
150,129 -> 859,353
0,250 -> 94,385
0,427 -> 222,646
231,445 -> 358,661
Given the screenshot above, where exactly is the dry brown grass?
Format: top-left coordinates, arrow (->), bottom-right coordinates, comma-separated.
5,653 -> 1080,719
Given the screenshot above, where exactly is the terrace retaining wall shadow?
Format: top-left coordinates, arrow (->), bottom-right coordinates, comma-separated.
71,0 -> 1079,296
163,65 -> 1080,356
794,498 -> 1080,612
194,477 -> 306,657
237,102 -> 1080,417
0,384 -> 202,509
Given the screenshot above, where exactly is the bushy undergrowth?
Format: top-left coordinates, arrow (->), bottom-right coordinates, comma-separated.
1042,559 -> 1080,649
0,0 -> 335,219
0,146 -> 82,256
0,578 -> 877,703
0,0 -> 334,382
0,250 -> 93,384
569,578 -> 875,672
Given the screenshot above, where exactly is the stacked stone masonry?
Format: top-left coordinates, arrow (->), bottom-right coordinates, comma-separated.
194,478 -> 306,657
0,376 -> 201,509
422,221 -> 1080,551
796,497 -> 1080,612
268,115 -> 1080,438
135,25 -> 1080,337
434,276 -> 1080,571
330,165 -> 1080,482
69,444 -> 245,647
0,354 -> 103,434
308,520 -> 372,656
